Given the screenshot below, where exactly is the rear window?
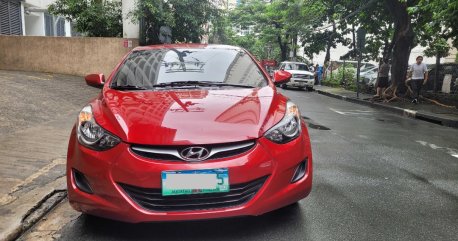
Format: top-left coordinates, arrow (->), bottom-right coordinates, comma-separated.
111,48 -> 268,88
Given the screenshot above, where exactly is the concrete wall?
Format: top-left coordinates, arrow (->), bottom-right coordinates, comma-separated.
0,36 -> 138,76
122,0 -> 139,38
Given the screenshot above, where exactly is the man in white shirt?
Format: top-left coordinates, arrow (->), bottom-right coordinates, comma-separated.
409,56 -> 428,104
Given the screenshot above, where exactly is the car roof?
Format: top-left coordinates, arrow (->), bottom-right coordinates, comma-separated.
333,60 -> 375,65
280,61 -> 308,65
133,44 -> 243,52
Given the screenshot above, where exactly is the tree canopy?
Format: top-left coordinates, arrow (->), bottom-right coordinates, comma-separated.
130,0 -> 222,45
48,0 -> 122,37
228,0 -> 322,61
49,0 -> 458,86
226,0 -> 457,92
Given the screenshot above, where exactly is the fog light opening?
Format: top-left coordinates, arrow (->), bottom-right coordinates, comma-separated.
291,159 -> 307,183
73,169 -> 94,194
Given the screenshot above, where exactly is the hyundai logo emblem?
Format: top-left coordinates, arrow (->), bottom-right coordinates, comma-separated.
180,147 -> 210,161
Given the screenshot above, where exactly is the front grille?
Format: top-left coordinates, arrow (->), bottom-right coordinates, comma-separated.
293,74 -> 312,79
118,176 -> 268,212
130,140 -> 256,162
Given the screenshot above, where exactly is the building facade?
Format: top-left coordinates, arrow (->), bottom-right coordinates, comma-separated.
0,0 -> 71,37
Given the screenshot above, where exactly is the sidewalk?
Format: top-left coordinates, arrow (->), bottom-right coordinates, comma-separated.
315,86 -> 458,128
0,70 -> 99,241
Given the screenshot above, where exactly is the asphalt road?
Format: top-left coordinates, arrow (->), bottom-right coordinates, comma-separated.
34,88 -> 458,241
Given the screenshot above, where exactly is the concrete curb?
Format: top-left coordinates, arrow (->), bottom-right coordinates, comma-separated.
2,190 -> 67,241
0,174 -> 67,241
316,90 -> 458,128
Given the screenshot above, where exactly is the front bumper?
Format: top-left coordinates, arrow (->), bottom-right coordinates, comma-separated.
287,78 -> 314,88
67,123 -> 313,223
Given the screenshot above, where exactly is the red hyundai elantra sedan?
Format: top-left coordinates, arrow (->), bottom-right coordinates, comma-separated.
67,44 -> 313,223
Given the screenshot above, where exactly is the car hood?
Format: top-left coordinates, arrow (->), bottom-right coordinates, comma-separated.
285,70 -> 314,76
94,86 -> 283,145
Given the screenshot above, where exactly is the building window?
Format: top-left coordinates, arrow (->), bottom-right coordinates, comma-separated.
45,14 -> 66,37
44,13 -> 54,36
56,17 -> 65,36
0,0 -> 23,35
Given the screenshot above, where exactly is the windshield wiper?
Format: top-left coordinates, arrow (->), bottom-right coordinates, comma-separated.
153,81 -> 255,88
210,83 -> 256,88
110,85 -> 149,91
153,81 -> 211,88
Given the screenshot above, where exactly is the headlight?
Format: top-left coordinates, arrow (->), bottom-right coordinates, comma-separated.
77,105 -> 120,151
265,101 -> 302,144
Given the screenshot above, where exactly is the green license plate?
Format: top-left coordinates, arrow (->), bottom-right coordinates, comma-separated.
161,168 -> 229,196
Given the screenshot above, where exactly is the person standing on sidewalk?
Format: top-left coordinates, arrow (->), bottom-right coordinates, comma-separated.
316,64 -> 323,85
409,56 -> 428,104
374,58 -> 390,98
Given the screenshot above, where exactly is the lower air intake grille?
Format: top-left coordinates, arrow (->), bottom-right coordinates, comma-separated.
118,176 -> 268,212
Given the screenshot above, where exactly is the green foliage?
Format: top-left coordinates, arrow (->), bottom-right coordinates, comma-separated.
301,0 -> 353,64
131,0 -> 221,45
229,0 -> 318,61
356,1 -> 394,61
213,32 -> 277,61
226,0 -> 457,64
323,64 -> 356,88
301,31 -> 331,60
48,0 -> 122,37
410,0 -> 456,62
208,10 -> 234,44
424,38 -> 450,58
416,0 -> 458,48
322,76 -> 340,87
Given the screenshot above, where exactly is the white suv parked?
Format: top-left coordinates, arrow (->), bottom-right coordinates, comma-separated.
277,61 -> 315,91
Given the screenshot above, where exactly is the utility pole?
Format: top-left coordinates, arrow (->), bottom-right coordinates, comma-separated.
342,59 -> 346,85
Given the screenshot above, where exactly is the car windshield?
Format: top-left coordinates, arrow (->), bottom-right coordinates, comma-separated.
111,48 -> 268,89
361,67 -> 377,74
284,63 -> 309,71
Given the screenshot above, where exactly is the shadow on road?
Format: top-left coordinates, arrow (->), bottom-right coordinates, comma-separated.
60,203 -> 309,241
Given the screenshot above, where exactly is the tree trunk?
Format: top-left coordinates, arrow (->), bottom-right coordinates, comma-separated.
382,24 -> 393,60
324,43 -> 331,64
324,23 -> 336,64
382,38 -> 390,60
292,34 -> 298,59
352,25 -> 356,51
384,0 -> 414,94
277,34 -> 289,61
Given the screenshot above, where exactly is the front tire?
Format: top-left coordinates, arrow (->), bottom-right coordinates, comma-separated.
306,86 -> 314,91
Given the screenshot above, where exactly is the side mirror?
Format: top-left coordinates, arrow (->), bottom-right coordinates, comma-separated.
85,73 -> 105,88
273,70 -> 292,85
